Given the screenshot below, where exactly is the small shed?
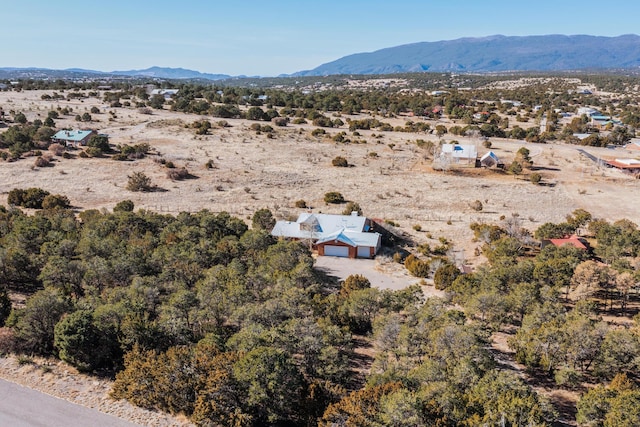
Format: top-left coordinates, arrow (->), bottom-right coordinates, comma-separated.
480,151 -> 500,168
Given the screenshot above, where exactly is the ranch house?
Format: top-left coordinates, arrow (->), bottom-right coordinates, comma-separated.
271,212 -> 382,258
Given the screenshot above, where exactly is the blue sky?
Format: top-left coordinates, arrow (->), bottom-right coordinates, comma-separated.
2,0 -> 640,76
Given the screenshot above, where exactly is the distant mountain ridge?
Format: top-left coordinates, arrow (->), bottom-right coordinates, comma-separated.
293,34 -> 640,76
108,66 -> 231,80
0,66 -> 232,81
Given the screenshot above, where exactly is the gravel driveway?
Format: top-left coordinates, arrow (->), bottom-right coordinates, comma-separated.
314,256 -> 446,298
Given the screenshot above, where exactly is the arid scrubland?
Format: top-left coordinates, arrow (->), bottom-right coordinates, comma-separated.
1,89 -> 638,266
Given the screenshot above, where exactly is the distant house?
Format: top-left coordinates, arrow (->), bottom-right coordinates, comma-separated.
624,141 -> 640,151
577,107 -> 600,117
500,100 -> 522,107
440,144 -> 477,164
271,212 -> 382,258
604,158 -> 640,171
548,235 -> 588,250
150,89 -> 179,99
51,129 -> 96,147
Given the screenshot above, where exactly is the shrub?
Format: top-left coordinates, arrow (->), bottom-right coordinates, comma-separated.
41,194 -> 71,210
126,172 -> 153,192
90,106 -> 100,114
311,128 -> 326,137
530,173 -> 542,185
470,200 -> 483,211
324,191 -> 345,204
272,117 -> 288,127
85,147 -> 103,157
87,135 -> 110,151
332,156 -> 349,167
508,161 -> 523,175
433,264 -> 461,290
114,199 -> 135,212
404,254 -> 430,278
48,143 -> 65,156
8,188 -> 50,209
167,167 -> 190,180
342,201 -> 362,216
483,139 -> 492,148
294,199 -> 307,208
34,156 -> 52,167
252,208 -> 276,230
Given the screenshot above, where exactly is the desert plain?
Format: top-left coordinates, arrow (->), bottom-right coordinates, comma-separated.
1,88 -> 639,268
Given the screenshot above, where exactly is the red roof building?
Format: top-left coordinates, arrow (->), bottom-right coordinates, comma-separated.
549,235 -> 588,250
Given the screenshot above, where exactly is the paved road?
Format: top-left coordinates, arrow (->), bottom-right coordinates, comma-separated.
0,379 -> 140,427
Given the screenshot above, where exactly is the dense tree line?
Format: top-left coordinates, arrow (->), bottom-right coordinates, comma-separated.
0,198 -> 569,426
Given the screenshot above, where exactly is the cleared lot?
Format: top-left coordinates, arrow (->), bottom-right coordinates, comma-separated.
314,255 -> 446,298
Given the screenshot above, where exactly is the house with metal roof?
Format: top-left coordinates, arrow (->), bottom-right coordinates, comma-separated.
51,129 -> 96,147
440,144 -> 478,164
150,89 -> 179,99
271,212 -> 382,258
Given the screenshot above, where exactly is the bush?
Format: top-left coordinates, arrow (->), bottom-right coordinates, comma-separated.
332,156 -> 349,167
433,264 -> 461,290
114,199 -> 135,212
311,128 -> 326,137
272,117 -> 288,127
470,200 -> 483,212
48,143 -> 65,156
85,147 -> 103,157
252,208 -> 276,230
530,173 -> 542,185
294,199 -> 307,208
167,167 -> 189,180
126,171 -> 153,192
8,188 -> 51,209
342,201 -> 362,216
404,254 -> 430,278
324,191 -> 345,204
41,194 -> 71,210
87,135 -> 110,152
34,156 -> 52,167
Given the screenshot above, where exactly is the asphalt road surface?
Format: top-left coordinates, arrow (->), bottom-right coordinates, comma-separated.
0,379 -> 140,427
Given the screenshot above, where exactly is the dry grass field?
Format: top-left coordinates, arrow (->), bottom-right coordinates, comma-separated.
1,90 -> 639,266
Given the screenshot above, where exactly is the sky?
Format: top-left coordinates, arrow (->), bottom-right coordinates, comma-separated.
3,0 -> 640,76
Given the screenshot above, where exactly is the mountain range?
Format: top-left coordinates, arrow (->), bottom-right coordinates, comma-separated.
2,34 -> 640,80
295,34 -> 640,75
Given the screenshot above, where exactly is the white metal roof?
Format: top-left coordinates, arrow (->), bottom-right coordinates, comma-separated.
271,213 -> 380,248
